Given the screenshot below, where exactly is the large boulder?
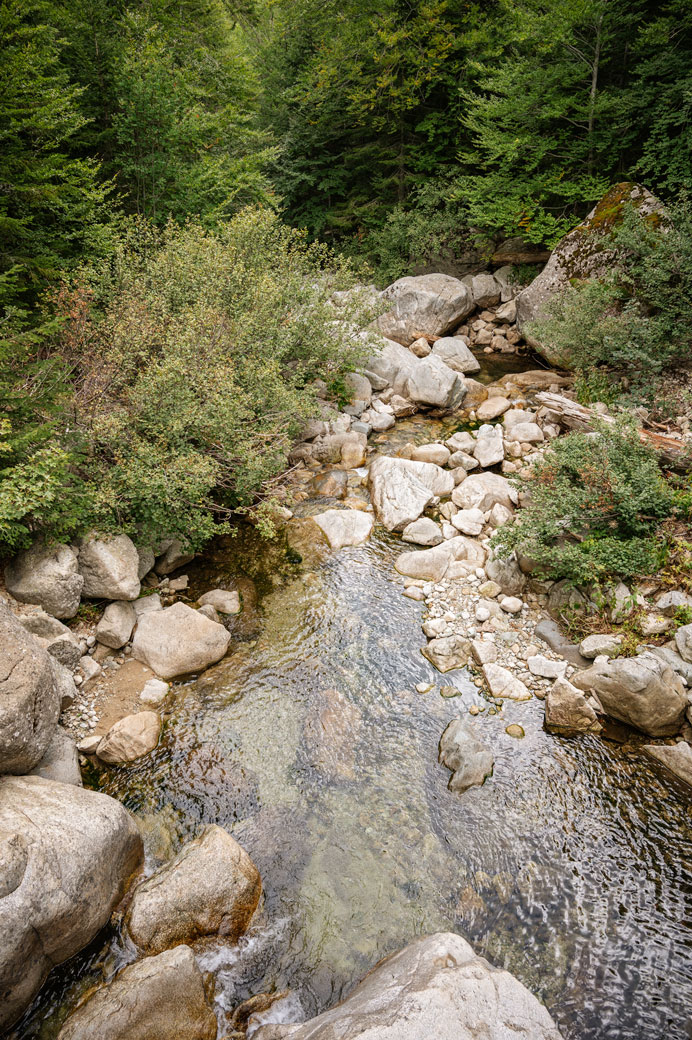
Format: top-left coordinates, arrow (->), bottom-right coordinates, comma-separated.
132,602 -> 231,679
0,604 -> 60,774
544,677 -> 602,737
452,472 -> 518,512
516,183 -> 662,365
431,336 -> 481,374
364,339 -> 464,410
125,824 -> 261,955
253,932 -> 563,1040
5,542 -> 84,619
78,534 -> 141,601
396,536 -> 485,583
313,510 -> 374,549
377,274 -> 474,346
572,651 -> 687,736
95,600 -> 137,648
28,726 -> 81,786
463,271 -> 502,308
368,456 -> 454,532
439,720 -> 494,792
0,775 -> 143,1032
56,946 -> 217,1040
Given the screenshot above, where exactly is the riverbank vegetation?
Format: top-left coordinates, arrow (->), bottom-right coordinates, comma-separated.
2,0 -> 691,560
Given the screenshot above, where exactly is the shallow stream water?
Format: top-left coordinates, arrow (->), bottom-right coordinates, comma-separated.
10,407 -> 692,1040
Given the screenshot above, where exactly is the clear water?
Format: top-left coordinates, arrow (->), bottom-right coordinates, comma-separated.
9,417 -> 692,1040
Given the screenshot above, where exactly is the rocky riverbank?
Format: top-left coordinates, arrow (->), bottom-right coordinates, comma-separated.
2,254 -> 692,1038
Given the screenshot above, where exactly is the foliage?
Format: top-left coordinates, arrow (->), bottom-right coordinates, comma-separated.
493,420 -> 675,585
49,209 -> 368,551
530,200 -> 692,396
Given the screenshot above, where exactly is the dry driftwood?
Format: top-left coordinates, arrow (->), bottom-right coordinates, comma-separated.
535,392 -> 692,472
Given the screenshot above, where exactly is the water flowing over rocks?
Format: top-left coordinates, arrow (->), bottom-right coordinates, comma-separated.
132,601 -> 231,679
56,945 -> 217,1040
125,824 -> 261,954
4,541 -> 84,619
0,775 -> 143,1032
439,720 -> 494,792
253,932 -> 563,1040
0,603 -> 60,774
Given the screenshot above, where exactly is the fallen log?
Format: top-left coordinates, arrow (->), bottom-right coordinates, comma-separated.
535,392 -> 692,472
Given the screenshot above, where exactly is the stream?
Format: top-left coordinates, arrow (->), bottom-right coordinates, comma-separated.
10,395 -> 692,1040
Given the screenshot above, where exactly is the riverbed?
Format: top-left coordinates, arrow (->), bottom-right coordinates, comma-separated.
11,413 -> 692,1040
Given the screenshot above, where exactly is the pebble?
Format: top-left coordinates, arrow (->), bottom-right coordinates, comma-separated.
505,724 -> 525,739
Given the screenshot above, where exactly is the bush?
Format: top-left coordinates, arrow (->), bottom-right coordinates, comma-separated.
46,208 -> 370,551
530,198 -> 692,402
493,420 -> 675,585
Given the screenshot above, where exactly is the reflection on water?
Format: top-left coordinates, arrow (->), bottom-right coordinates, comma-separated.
11,461 -> 692,1040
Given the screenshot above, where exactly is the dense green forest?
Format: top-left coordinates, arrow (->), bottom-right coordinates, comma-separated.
2,0 -> 692,555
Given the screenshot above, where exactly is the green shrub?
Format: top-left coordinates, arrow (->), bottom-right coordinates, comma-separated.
493,419 -> 675,585
530,199 -> 692,401
47,207 -> 370,551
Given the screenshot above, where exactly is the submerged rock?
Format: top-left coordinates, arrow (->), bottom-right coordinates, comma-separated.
439,720 -> 494,792
0,775 -> 143,1032
56,946 -> 217,1040
132,601 -> 231,679
252,932 -> 563,1039
125,824 -> 261,954
4,541 -> 84,619
0,604 -> 60,774
303,687 -> 363,781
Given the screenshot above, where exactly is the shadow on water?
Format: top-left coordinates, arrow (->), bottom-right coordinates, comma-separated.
10,403 -> 692,1040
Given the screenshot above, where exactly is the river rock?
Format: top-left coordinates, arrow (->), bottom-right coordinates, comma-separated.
674,623 -> 692,663
422,635 -> 472,672
544,677 -> 602,736
431,336 -> 481,374
446,430 -> 476,453
78,534 -> 141,601
439,720 -> 494,792
46,633 -> 82,669
155,538 -> 195,575
132,602 -> 231,679
401,517 -> 443,546
407,354 -> 466,410
96,711 -> 162,765
198,588 -> 241,614
452,508 -> 485,536
483,663 -> 531,701
484,554 -> 526,596
345,371 -> 372,406
464,271 -> 502,308
51,659 -> 78,710
396,536 -> 484,583
4,541 -> 84,619
17,610 -> 71,641
579,634 -> 622,659
252,932 -> 563,1040
125,825 -> 261,954
95,600 -> 137,649
527,654 -> 567,679
504,421 -> 544,444
313,509 -> 374,549
656,590 -> 692,616
572,651 -> 687,736
477,396 -> 511,421
140,678 -> 170,706
643,741 -> 692,788
516,182 -> 662,364
473,424 -> 505,468
0,775 -> 143,1032
368,456 -> 453,531
453,472 -> 518,512
28,726 -> 81,786
0,604 -> 60,774
56,946 -> 217,1040
377,274 -> 474,346
409,442 -> 451,466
